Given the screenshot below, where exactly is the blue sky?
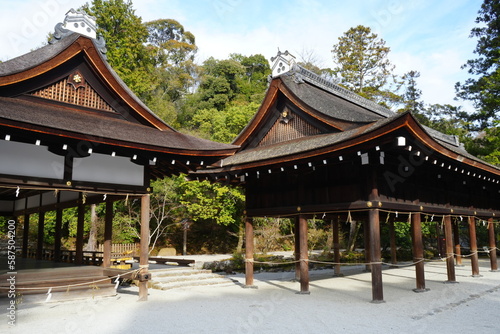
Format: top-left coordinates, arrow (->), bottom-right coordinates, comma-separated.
0,0 -> 483,111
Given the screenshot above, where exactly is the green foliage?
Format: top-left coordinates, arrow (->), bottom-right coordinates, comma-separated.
83,0 -> 155,100
190,102 -> 259,143
331,25 -> 400,107
455,0 -> 500,130
175,175 -> 245,227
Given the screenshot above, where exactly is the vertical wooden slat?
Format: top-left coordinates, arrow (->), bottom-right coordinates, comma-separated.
443,215 -> 457,282
488,218 -> 498,271
468,216 -> 480,277
411,212 -> 427,292
298,214 -> 310,294
294,216 -> 301,281
138,194 -> 150,301
368,168 -> 384,303
389,216 -> 397,265
453,220 -> 462,266
103,199 -> 113,268
332,217 -> 343,277
75,194 -> 85,265
245,217 -> 256,288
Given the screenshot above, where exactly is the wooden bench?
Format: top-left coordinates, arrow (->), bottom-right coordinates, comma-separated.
134,257 -> 195,266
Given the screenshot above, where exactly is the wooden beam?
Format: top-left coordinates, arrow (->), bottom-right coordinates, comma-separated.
298,214 -> 310,294
244,217 -> 257,288
102,199 -> 113,268
138,194 -> 150,301
411,212 -> 427,292
488,218 -> 498,272
75,194 -> 85,265
443,215 -> 457,283
468,216 -> 480,277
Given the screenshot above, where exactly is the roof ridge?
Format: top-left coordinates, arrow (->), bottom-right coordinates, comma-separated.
291,64 -> 394,118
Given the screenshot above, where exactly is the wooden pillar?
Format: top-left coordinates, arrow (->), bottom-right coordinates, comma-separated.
244,217 -> 257,288
36,211 -> 45,260
367,169 -> 383,303
298,215 -> 310,294
368,208 -> 384,302
388,216 -> 397,265
488,218 -> 498,271
294,216 -> 301,281
453,220 -> 462,266
75,194 -> 85,265
332,217 -> 343,277
443,215 -> 457,283
53,207 -> 63,262
468,216 -> 480,277
138,194 -> 151,301
102,199 -> 113,268
364,219 -> 371,272
22,213 -> 30,258
411,213 -> 427,292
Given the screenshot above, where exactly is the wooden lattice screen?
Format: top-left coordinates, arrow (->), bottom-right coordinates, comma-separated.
258,108 -> 322,147
31,75 -> 114,112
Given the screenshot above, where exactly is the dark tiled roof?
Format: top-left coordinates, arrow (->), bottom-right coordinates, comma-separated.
0,34 -> 80,76
280,74 -> 383,123
0,97 -> 237,153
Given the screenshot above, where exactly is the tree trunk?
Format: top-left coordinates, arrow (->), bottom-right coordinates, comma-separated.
85,204 -> 98,251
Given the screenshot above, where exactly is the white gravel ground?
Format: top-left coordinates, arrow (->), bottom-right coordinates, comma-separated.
2,258 -> 500,334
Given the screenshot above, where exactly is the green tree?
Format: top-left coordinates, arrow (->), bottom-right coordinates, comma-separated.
399,71 -> 424,115
145,19 -> 198,102
455,0 -> 500,130
331,25 -> 400,107
83,0 -> 155,99
190,102 -> 259,143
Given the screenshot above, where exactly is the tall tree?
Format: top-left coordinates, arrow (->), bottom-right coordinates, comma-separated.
455,0 -> 500,130
83,0 -> 155,99
399,70 -> 427,125
145,19 -> 198,102
331,25 -> 399,107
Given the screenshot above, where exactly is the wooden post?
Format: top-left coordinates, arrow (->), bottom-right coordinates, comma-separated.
22,213 -> 30,258
410,213 -> 427,292
468,216 -> 480,277
36,211 -> 45,260
368,208 -> 384,302
53,207 -> 63,262
102,199 -> 113,268
389,216 -> 397,265
488,218 -> 498,272
453,220 -> 462,266
443,215 -> 457,283
294,216 -> 301,281
138,194 -> 150,301
298,215 -> 310,294
75,194 -> 85,265
244,217 -> 257,288
332,217 -> 343,277
368,169 -> 383,303
364,219 -> 371,272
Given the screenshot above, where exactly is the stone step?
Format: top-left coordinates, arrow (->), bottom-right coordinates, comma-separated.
147,268 -> 234,290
